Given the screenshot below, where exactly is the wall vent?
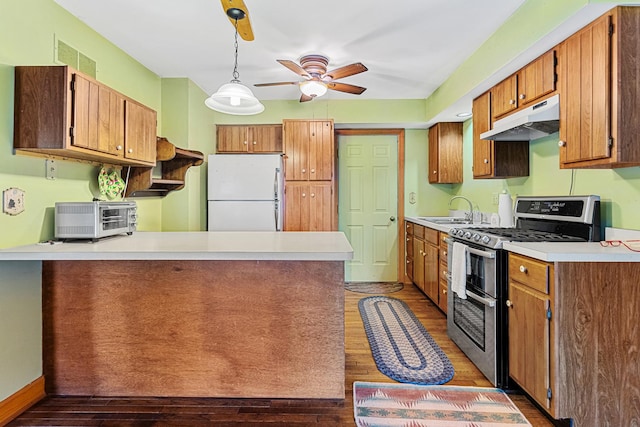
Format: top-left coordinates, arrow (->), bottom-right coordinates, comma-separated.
54,36 -> 97,78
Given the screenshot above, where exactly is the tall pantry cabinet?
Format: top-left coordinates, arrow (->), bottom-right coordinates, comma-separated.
282,119 -> 337,231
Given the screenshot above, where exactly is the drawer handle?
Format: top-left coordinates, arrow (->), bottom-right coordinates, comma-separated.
506,300 -> 513,308
442,288 -> 447,295
519,265 -> 528,274
519,93 -> 526,100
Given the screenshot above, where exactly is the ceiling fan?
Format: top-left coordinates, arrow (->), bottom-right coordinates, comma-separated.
220,0 -> 253,41
255,54 -> 368,102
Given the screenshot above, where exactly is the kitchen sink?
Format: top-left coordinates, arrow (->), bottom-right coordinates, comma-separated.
417,216 -> 472,224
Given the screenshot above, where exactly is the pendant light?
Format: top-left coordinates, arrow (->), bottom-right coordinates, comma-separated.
205,10 -> 264,115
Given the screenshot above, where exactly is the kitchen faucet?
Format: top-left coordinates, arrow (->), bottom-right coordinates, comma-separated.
448,196 -> 474,221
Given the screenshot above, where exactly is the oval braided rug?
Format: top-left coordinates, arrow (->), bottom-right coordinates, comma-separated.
358,296 -> 454,385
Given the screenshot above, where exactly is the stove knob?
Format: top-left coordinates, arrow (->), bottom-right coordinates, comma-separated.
472,233 -> 481,242
449,228 -> 458,236
481,235 -> 491,244
464,231 -> 472,239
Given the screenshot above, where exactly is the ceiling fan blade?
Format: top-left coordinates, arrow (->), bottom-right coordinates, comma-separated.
220,0 -> 254,41
254,82 -> 299,87
300,94 -> 314,103
277,60 -> 311,78
327,82 -> 367,95
323,63 -> 368,81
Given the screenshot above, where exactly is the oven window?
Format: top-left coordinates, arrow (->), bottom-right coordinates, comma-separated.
453,293 -> 486,351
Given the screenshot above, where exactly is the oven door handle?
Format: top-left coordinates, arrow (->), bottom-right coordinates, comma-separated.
444,237 -> 496,259
465,290 -> 496,308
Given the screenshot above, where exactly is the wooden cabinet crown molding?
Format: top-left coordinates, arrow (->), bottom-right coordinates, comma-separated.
13,65 -> 157,167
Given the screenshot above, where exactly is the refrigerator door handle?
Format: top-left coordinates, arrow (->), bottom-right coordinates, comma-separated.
274,167 -> 281,231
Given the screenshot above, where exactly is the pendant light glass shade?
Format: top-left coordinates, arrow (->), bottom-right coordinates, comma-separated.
205,81 -> 264,115
205,14 -> 264,115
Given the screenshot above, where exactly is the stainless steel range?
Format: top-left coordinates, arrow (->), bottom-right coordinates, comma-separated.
446,195 -> 601,388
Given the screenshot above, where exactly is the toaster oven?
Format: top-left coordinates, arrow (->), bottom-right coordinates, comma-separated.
55,201 -> 137,240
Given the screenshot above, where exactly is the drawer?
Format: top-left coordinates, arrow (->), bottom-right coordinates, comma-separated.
414,224 -> 425,239
439,259 -> 448,282
439,231 -> 449,247
439,247 -> 448,266
406,258 -> 414,281
424,227 -> 439,245
406,238 -> 414,257
509,253 -> 551,294
406,221 -> 414,235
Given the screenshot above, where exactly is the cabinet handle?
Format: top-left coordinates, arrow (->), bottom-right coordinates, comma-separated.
116,145 -> 123,151
506,300 -> 513,308
243,141 -> 248,145
443,288 -> 447,295
519,94 -> 526,100
302,193 -> 306,197
558,140 -> 566,147
406,238 -> 410,242
253,141 -> 257,145
311,168 -> 315,173
509,99 -> 516,105
519,265 -> 528,274
432,170 -> 437,174
311,193 -> 315,198
484,158 -> 489,164
302,168 -> 306,173
443,251 -> 447,257
128,148 -> 133,153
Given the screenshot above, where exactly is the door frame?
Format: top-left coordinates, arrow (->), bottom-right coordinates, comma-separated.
335,128 -> 405,283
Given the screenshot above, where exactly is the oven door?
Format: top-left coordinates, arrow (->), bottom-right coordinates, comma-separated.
446,240 -> 500,386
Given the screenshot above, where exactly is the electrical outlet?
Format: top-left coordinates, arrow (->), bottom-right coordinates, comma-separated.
46,159 -> 57,180
492,193 -> 499,205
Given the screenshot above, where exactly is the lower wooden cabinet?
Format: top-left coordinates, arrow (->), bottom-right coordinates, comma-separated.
507,253 -> 555,416
408,223 -> 442,309
437,232 -> 449,314
405,222 -> 414,282
283,181 -> 334,231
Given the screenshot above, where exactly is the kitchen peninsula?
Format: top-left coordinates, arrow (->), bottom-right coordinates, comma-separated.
0,232 -> 353,400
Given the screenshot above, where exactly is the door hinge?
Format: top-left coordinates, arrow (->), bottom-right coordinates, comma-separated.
70,80 -> 75,91
547,388 -> 552,399
69,127 -> 75,138
608,137 -> 613,157
546,307 -> 552,320
609,22 -> 614,37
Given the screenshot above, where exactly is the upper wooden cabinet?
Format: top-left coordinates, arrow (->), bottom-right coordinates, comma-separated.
472,91 -> 529,179
558,7 -> 640,169
428,122 -> 463,184
216,124 -> 282,153
14,66 -> 156,166
491,74 -> 518,119
492,50 -> 556,120
517,50 -> 556,107
283,119 -> 334,181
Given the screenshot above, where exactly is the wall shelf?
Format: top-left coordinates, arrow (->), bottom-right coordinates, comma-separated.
125,137 -> 204,197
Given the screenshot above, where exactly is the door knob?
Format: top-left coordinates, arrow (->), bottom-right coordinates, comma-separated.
390,216 -> 396,222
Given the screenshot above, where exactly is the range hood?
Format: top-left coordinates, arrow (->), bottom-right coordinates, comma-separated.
480,94 -> 559,141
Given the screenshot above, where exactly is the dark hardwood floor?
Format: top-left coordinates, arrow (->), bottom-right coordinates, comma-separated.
9,283 -> 554,426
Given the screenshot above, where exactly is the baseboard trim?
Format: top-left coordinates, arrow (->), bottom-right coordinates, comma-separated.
0,376 -> 45,427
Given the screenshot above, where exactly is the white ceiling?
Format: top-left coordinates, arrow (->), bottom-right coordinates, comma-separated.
52,0 -> 614,124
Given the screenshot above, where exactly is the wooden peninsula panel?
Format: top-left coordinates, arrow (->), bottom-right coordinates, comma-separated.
42,260 -> 345,399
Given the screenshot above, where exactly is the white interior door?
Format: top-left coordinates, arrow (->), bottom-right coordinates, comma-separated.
338,135 -> 398,282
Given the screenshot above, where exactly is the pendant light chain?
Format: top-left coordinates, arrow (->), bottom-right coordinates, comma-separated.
231,18 -> 240,82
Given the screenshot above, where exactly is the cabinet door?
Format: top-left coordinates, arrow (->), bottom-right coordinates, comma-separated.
308,181 -> 334,231
249,125 -> 283,153
492,74 -> 518,119
308,121 -> 334,180
98,88 -> 125,155
559,14 -> 611,165
217,126 -> 249,152
518,50 -> 556,107
428,125 -> 439,183
424,242 -> 439,302
412,238 -> 425,292
125,100 -> 156,164
283,120 -> 310,180
472,91 -> 493,178
283,181 -> 309,231
508,281 -> 551,410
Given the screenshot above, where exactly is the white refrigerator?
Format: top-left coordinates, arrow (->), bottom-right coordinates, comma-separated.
207,154 -> 283,231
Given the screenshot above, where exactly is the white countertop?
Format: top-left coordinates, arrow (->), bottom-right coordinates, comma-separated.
0,231 -> 354,261
503,241 -> 640,262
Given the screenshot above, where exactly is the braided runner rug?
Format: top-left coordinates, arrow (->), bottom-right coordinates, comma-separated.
345,282 -> 404,294
358,296 -> 454,385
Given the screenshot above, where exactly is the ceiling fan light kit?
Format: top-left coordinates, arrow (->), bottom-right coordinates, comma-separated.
300,80 -> 328,98
206,1 -> 263,115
